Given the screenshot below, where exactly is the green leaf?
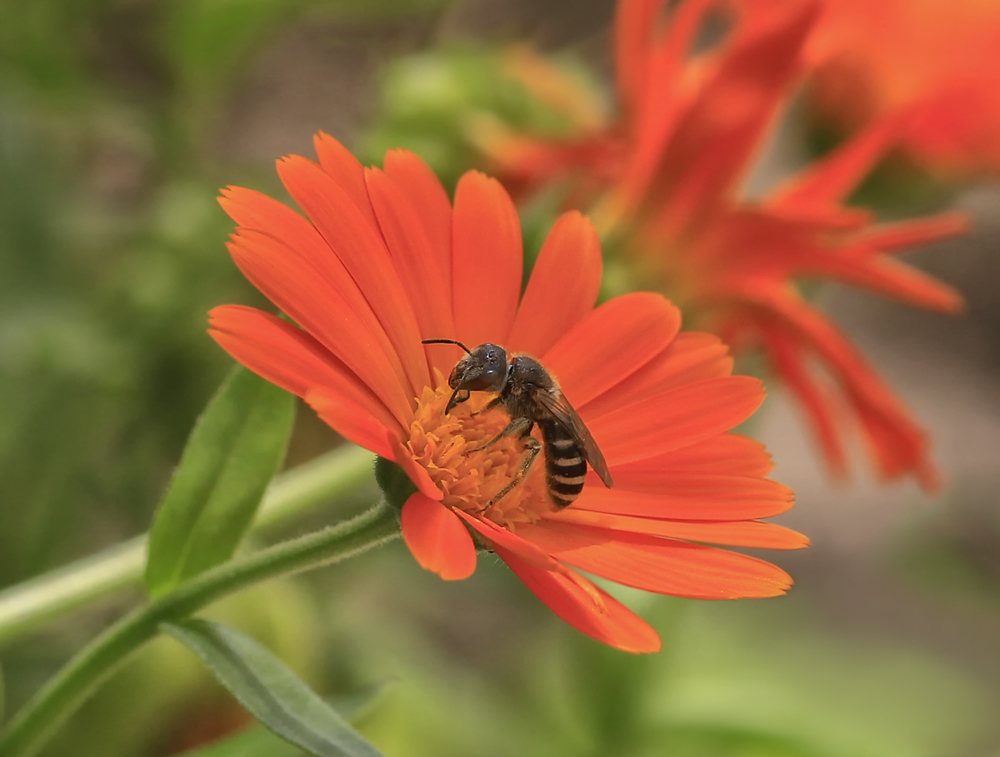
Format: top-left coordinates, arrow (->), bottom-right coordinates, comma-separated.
162,619 -> 384,757
176,721 -> 303,757
145,367 -> 296,597
171,682 -> 391,757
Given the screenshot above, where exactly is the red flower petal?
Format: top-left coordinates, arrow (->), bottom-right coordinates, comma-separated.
218,186 -> 417,397
543,293 -> 681,408
277,155 -> 430,398
303,387 -> 396,460
507,211 -> 602,357
366,166 -> 455,366
573,472 -> 793,520
639,0 -> 819,234
455,510 -> 660,651
496,545 -> 661,653
516,521 -> 794,599
624,433 -> 775,477
208,305 -> 400,434
770,113 -> 906,208
589,376 -> 765,465
739,242 -> 963,313
760,322 -> 847,477
383,149 -> 453,273
313,131 -> 379,229
854,214 -> 969,255
451,171 -> 523,348
614,0 -> 663,123
580,332 -> 732,419
455,508 -> 568,572
224,229 -> 414,426
545,508 -> 808,550
617,0 -> 718,208
757,289 -> 938,487
400,493 -> 477,580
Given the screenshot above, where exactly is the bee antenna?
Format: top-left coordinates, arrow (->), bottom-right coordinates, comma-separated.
422,338 -> 471,354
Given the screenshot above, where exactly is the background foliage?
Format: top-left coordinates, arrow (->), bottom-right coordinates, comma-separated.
2,0 -> 1000,755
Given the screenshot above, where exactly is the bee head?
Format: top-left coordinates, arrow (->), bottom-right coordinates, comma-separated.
421,338 -> 509,413
448,343 -> 508,395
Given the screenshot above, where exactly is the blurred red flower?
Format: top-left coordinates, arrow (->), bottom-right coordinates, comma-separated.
484,0 -> 966,489
209,135 -> 803,653
807,0 -> 1000,176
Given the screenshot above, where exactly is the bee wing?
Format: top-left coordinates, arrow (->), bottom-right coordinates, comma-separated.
531,388 -> 614,488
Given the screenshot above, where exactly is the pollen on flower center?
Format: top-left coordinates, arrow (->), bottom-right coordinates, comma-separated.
403,378 -> 552,529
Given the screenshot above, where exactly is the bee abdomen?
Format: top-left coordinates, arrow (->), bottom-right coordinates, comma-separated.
539,419 -> 586,508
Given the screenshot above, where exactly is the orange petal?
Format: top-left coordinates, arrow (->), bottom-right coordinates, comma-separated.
573,471 -> 793,520
455,508 -> 567,573
516,522 -> 794,599
366,167 -> 455,351
614,0 -> 663,123
853,213 -> 969,255
400,493 -> 477,580
304,387 -> 397,460
382,149 -> 453,274
451,171 -> 523,348
751,243 -> 963,313
628,433 -> 775,477
544,293 -> 681,408
759,321 -> 847,478
208,305 -> 400,434
507,211 -> 602,356
617,0 -> 718,209
224,229 -> 414,426
458,510 -> 660,651
580,332 -> 732,419
759,289 -> 938,487
639,0 -> 819,233
588,376 -> 765,465
545,509 -> 808,550
277,155 -> 430,399
496,545 -> 661,653
218,187 -> 414,401
313,132 -> 378,229
770,112 -> 905,208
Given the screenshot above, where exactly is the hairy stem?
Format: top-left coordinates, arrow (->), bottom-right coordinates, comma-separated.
0,444 -> 375,645
0,502 -> 399,757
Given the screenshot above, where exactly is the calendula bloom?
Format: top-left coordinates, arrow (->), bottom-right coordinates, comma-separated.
482,0 -> 966,489
208,134 -> 803,653
806,0 -> 1000,176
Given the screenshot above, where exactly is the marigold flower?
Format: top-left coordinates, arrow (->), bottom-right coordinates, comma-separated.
208,133 -> 804,653
482,0 -> 966,489
806,0 -> 1000,176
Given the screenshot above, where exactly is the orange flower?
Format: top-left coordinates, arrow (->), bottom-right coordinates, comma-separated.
484,0 -> 966,489
806,0 -> 1000,176
208,134 -> 803,653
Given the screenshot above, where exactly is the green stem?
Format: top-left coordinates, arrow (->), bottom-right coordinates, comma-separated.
0,444 -> 375,645
0,501 -> 399,757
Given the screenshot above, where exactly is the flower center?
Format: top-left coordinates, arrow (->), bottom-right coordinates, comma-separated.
403,375 -> 552,529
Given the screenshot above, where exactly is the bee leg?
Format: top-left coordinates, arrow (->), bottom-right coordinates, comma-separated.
488,435 -> 541,506
467,416 -> 533,452
466,395 -> 503,419
445,389 -> 471,413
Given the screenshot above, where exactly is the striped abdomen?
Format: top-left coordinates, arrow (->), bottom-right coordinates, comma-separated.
539,418 -> 587,508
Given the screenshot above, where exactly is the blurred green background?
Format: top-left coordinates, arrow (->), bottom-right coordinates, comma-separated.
3,0 -> 1000,754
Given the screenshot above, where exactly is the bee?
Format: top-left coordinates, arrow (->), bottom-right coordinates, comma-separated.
423,339 -> 614,508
